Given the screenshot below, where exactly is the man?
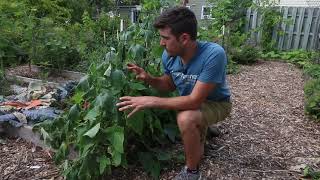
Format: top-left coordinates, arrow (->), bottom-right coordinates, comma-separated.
116,6 -> 231,180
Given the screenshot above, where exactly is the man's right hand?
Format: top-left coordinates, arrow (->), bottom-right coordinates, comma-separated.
127,63 -> 150,82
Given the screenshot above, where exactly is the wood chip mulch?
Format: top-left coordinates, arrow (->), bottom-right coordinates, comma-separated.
0,138 -> 62,180
1,60 -> 320,180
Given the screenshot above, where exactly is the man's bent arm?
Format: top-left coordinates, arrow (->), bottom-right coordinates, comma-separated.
117,81 -> 216,117
150,81 -> 215,110
145,74 -> 176,92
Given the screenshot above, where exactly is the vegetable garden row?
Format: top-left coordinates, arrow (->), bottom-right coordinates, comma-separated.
0,0 -> 319,179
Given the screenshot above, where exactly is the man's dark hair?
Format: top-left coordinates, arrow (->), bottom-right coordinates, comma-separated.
153,6 -> 197,40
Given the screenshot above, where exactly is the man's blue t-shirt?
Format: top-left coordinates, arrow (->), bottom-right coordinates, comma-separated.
162,41 -> 231,101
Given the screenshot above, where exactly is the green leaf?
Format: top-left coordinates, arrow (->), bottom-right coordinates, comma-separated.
105,126 -> 124,153
164,124 -> 179,142
84,108 -> 99,121
71,91 -> 84,104
111,69 -> 126,89
81,143 -> 94,157
104,64 -> 112,77
77,75 -> 90,92
138,152 -> 161,179
129,44 -> 145,60
83,123 -> 100,138
127,111 -> 144,135
54,142 -> 68,163
105,51 -> 117,63
99,155 -> 111,175
111,150 -> 122,166
129,82 -> 147,90
68,104 -> 80,122
156,151 -> 171,161
40,127 -> 52,145
94,92 -> 114,110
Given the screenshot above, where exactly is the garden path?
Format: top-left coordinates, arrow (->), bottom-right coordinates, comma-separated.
156,60 -> 320,179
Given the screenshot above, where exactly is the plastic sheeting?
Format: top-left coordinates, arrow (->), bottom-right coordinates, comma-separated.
0,81 -> 76,127
0,108 -> 63,127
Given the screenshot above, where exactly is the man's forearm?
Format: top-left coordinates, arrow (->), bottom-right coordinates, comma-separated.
151,95 -> 201,110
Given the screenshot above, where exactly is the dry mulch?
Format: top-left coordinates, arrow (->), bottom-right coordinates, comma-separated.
0,138 -> 62,180
6,65 -> 79,84
1,60 -> 320,179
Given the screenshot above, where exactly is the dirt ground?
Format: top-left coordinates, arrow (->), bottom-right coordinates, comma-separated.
1,61 -> 320,180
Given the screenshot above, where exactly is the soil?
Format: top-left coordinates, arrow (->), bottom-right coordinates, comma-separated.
1,60 -> 320,180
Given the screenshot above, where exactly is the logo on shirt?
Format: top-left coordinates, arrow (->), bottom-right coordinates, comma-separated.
171,71 -> 198,85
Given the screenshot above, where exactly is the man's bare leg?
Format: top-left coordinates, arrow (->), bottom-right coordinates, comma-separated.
177,110 -> 204,170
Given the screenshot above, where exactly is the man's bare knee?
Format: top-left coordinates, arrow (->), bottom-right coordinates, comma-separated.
177,110 -> 202,133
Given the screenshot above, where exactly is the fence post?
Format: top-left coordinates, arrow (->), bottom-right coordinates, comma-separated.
302,8 -> 314,49
278,7 -> 288,50
293,7 -> 305,49
311,8 -> 320,50
287,7 -> 298,50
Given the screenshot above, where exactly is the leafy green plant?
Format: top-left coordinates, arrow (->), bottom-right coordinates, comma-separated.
304,78 -> 320,121
36,6 -> 185,179
230,44 -> 259,65
303,166 -> 320,180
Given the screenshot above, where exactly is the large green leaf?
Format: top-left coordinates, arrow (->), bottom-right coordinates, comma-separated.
83,123 -> 100,138
105,126 -> 124,153
94,92 -> 114,110
111,69 -> 126,89
128,44 -> 145,60
127,111 -> 144,135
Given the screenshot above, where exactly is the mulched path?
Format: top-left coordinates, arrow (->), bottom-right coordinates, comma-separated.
1,60 -> 320,179
0,138 -> 62,180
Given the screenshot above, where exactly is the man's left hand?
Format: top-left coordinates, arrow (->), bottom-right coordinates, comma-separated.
116,96 -> 156,118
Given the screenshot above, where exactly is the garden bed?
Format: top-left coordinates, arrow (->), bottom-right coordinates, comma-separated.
6,65 -> 85,86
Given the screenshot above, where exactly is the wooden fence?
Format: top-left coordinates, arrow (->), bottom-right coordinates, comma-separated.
246,7 -> 320,50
